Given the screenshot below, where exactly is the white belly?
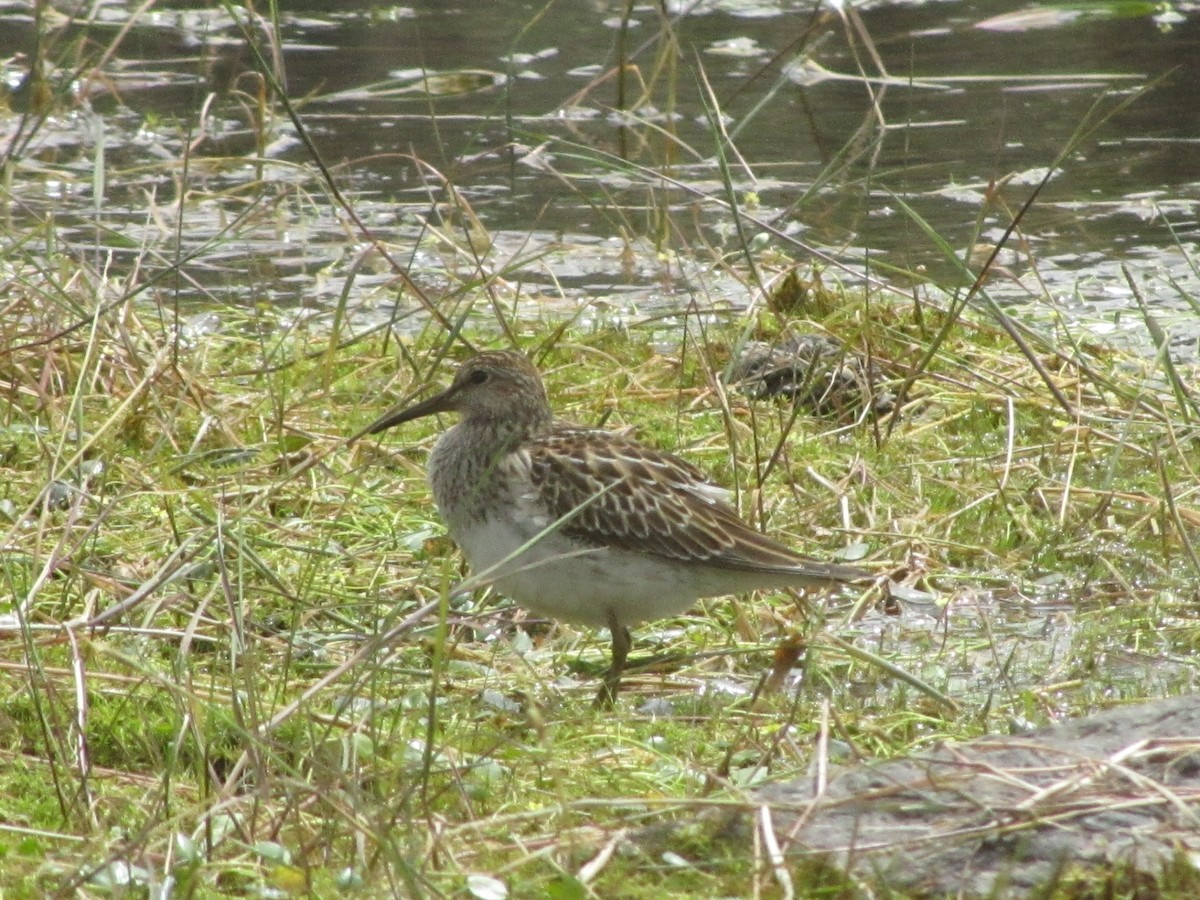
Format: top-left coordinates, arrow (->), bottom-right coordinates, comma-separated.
453,515 -> 746,628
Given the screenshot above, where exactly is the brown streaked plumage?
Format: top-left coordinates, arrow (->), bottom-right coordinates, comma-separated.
366,350 -> 868,705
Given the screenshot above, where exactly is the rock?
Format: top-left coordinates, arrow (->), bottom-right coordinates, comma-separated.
642,696 -> 1200,896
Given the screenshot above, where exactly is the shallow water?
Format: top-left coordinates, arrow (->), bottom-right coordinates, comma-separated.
1,0 -> 1197,353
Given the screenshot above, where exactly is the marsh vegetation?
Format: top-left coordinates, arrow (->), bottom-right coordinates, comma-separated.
1,1 -> 1198,896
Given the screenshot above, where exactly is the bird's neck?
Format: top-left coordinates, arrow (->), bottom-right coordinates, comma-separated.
428,417 -> 542,528
463,412 -> 545,452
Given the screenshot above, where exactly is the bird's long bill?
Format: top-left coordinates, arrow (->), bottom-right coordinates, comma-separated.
365,386 -> 457,435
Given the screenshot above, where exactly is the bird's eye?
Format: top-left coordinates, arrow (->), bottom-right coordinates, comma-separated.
468,369 -> 489,385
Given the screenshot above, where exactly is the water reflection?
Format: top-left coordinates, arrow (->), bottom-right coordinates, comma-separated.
0,0 -> 1196,352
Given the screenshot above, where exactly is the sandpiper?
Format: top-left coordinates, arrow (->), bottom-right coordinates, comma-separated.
366,350 -> 868,705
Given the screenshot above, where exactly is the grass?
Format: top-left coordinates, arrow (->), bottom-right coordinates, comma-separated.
1,255 -> 1197,895
2,2 -> 1199,896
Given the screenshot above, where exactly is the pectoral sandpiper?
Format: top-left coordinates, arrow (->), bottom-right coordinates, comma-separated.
366,350 -> 868,705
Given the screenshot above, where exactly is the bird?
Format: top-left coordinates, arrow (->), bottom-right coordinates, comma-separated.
364,350 -> 869,705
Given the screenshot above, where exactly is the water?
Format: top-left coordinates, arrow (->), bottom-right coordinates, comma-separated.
1,0 -> 1197,352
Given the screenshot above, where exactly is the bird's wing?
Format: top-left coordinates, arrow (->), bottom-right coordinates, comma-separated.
528,427 -> 855,579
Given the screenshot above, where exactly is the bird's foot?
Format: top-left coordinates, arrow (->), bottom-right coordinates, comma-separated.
593,678 -> 620,708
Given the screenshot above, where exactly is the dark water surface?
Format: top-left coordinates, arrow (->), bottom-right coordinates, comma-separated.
1,0 -> 1197,352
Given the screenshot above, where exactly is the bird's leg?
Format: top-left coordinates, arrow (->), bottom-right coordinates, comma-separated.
594,609 -> 631,708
